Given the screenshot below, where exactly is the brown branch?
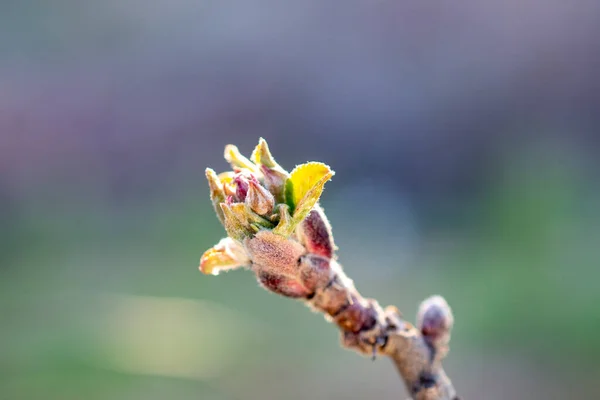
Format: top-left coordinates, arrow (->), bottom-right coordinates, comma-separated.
200,139 -> 459,399
303,260 -> 458,400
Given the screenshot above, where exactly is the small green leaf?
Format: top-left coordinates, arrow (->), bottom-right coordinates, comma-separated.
285,162 -> 334,226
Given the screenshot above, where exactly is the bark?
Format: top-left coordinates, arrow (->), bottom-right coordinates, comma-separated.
304,260 -> 458,400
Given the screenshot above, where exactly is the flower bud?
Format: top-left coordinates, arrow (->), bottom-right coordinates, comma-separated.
297,206 -> 335,259
233,174 -> 249,202
258,271 -> 311,298
244,230 -> 306,278
298,253 -> 332,291
246,178 -> 275,215
417,295 -> 454,344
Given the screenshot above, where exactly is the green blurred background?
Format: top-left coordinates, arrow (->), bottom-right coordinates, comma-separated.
1,1 -> 600,399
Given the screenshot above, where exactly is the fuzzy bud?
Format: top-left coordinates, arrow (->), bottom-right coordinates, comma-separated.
246,178 -> 275,215
298,253 -> 332,291
233,174 -> 249,202
258,272 -> 311,298
417,295 -> 454,345
297,206 -> 335,259
244,230 -> 306,278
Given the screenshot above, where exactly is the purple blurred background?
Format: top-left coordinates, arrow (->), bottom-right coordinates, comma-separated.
1,1 -> 600,399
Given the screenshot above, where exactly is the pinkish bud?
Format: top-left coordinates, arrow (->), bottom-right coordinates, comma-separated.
258,272 -> 311,298
417,296 -> 454,343
244,230 -> 306,278
298,254 -> 332,291
297,206 -> 335,259
233,174 -> 249,202
246,178 -> 275,215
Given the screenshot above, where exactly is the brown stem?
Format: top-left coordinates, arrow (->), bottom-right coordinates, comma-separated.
306,261 -> 458,400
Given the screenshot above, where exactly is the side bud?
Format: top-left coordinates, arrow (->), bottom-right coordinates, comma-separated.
258,272 -> 312,298
417,295 -> 454,348
298,253 -> 332,292
244,230 -> 306,278
296,206 -> 335,259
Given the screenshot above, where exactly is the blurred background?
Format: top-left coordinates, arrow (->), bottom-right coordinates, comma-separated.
1,1 -> 600,399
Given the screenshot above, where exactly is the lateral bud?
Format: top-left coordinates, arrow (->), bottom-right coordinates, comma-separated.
298,253 -> 332,292
417,295 -> 454,347
297,206 -> 335,258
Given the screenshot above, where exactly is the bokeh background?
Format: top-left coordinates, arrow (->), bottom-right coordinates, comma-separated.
2,1 -> 600,399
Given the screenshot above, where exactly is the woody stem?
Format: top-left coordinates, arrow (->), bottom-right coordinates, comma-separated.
307,261 -> 458,400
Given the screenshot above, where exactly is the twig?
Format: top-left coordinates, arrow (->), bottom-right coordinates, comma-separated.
199,139 -> 459,399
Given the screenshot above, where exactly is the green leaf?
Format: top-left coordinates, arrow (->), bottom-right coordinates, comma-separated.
285,162 -> 334,226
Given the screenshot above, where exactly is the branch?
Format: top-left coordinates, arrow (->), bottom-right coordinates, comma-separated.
199,139 -> 459,399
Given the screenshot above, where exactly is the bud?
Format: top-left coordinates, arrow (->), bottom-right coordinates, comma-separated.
297,206 -> 335,258
244,230 -> 306,278
298,253 -> 332,291
417,295 -> 454,345
200,238 -> 249,275
246,178 -> 275,215
233,174 -> 249,202
258,271 -> 311,298
260,165 -> 288,203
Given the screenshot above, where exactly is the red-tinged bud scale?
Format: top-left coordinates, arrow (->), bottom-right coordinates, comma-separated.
297,206 -> 335,259
233,174 -> 249,202
299,253 -> 332,291
258,272 -> 311,298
